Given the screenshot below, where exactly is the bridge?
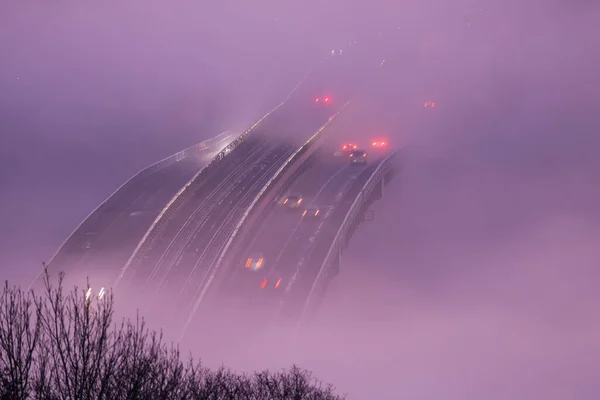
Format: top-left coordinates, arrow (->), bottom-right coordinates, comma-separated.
35,59 -> 400,342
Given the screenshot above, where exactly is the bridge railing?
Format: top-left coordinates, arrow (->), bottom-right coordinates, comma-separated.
299,149 -> 400,323
132,130 -> 232,180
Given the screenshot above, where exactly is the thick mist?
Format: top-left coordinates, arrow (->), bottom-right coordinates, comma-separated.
2,0 -> 600,398
1,1 -> 318,283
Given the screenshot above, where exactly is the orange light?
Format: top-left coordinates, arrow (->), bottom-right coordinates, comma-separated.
324,97 -> 330,103
275,279 -> 281,288
245,258 -> 252,268
297,198 -> 302,204
283,199 -> 288,204
261,279 -> 268,289
315,98 -> 320,102
256,258 -> 263,268
372,141 -> 377,145
302,210 -> 307,216
431,102 -> 436,107
315,210 -> 320,216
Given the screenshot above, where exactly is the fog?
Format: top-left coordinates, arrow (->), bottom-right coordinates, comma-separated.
2,0 -> 600,398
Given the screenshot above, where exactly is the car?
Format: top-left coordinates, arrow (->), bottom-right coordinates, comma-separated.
349,149 -> 368,165
341,143 -> 358,154
302,206 -> 333,220
423,100 -> 436,108
260,277 -> 284,290
371,140 -> 387,148
314,95 -> 332,105
244,253 -> 265,271
302,207 -> 322,220
283,193 -> 303,209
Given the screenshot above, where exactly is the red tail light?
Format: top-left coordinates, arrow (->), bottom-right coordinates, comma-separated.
260,279 -> 267,289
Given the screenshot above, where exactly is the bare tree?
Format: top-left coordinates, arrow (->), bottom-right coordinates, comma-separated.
0,282 -> 42,400
0,267 -> 345,400
36,270 -> 121,400
252,365 -> 344,400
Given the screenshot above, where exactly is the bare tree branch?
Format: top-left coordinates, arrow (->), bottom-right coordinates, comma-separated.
1,267 -> 345,400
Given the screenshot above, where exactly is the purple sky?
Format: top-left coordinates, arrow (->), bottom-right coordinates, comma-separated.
1,1 -> 599,398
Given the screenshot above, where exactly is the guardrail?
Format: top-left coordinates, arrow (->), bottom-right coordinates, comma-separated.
299,149 -> 400,323
178,101 -> 353,339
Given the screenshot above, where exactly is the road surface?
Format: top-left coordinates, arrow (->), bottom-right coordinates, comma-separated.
115,95 -> 343,335
36,133 -> 233,292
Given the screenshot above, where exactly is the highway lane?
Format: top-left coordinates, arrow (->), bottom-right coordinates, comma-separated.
148,140 -> 295,301
279,158 -> 386,322
120,136 -> 273,290
213,148 -> 376,332
41,140 -> 229,292
117,138 -> 321,333
213,153 -> 388,332
179,149 -> 356,345
232,165 -> 366,295
220,150 -> 349,298
114,90 -> 343,332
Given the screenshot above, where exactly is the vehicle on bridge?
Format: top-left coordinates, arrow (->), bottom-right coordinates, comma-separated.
314,95 -> 333,105
341,143 -> 358,154
371,140 -> 387,148
245,252 -> 265,271
349,149 -> 368,165
283,193 -> 303,209
302,206 -> 333,220
260,276 -> 284,290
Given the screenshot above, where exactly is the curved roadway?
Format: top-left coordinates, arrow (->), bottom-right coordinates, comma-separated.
115,93 -> 345,335
35,133 -> 233,291
187,119 -> 392,345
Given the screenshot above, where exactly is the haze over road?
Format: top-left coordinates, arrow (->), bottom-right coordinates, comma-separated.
2,1 -> 600,399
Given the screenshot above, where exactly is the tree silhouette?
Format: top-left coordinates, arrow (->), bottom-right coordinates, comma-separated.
0,268 -> 344,400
